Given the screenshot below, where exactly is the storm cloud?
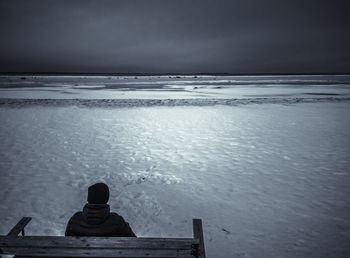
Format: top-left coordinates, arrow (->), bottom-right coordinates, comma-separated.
0,0 -> 349,74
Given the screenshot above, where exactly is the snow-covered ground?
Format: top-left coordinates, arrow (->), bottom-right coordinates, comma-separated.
0,75 -> 350,257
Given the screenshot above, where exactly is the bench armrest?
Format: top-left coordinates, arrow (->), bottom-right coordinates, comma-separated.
193,219 -> 206,258
7,217 -> 32,237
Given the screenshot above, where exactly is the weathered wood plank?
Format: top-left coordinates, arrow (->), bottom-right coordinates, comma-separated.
7,217 -> 32,237
0,236 -> 198,249
1,247 -> 193,257
13,256 -> 195,258
14,255 -> 194,258
192,219 -> 206,258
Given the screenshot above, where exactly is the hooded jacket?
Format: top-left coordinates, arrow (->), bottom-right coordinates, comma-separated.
65,204 -> 136,237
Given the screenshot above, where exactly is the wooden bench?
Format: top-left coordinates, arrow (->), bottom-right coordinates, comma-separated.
0,217 -> 206,258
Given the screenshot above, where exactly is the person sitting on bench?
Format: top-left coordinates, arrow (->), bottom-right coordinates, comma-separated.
65,182 -> 136,237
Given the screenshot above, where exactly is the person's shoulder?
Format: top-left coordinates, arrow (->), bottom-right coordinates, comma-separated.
109,212 -> 127,223
72,211 -> 83,217
68,211 -> 83,222
109,212 -> 124,219
107,212 -> 136,237
65,211 -> 84,236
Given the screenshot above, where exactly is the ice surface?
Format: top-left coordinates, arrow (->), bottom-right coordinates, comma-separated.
0,75 -> 350,258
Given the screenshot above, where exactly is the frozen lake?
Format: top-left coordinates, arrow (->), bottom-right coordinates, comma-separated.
0,75 -> 350,257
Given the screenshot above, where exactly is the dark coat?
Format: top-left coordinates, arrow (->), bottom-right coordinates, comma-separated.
65,204 -> 136,237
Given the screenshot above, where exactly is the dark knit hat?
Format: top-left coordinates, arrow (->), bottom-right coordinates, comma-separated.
87,183 -> 110,204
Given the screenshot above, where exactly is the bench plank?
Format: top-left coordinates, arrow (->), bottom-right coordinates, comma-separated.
1,247 -> 193,257
0,236 -> 198,249
0,237 -> 198,257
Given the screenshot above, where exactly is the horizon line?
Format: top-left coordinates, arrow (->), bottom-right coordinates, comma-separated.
1,72 -> 350,76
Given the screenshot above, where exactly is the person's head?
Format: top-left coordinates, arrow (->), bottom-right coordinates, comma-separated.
87,183 -> 110,204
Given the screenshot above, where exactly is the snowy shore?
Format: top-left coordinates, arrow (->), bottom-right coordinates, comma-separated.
1,75 -> 350,257
0,96 -> 350,108
1,74 -> 350,100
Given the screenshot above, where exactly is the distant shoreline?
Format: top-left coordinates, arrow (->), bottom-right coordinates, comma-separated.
1,72 -> 350,77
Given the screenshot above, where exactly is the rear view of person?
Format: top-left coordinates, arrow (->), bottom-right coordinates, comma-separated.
65,183 -> 136,237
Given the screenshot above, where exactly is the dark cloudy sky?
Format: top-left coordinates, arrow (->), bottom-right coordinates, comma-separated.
1,0 -> 349,74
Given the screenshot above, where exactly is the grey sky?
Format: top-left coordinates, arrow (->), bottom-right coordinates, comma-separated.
0,0 -> 349,74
